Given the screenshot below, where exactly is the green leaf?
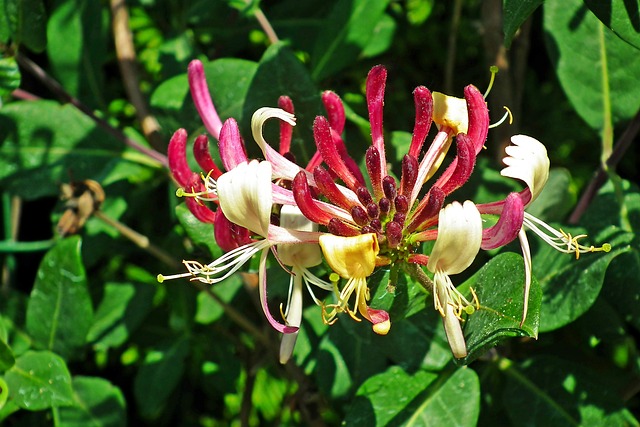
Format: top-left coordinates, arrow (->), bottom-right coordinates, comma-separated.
544,0 -> 640,130
56,376 -> 126,427
243,43 -> 322,161
194,276 -> 243,325
368,268 -> 427,321
0,101 -> 157,199
459,253 -> 541,364
3,0 -> 47,52
526,168 -> 576,222
150,58 -> 258,138
87,282 -> 155,350
0,337 -> 14,372
502,356 -> 639,426
134,337 -> 189,419
584,0 -> 640,51
406,0 -> 434,26
535,225 -> 633,332
0,57 -> 20,99
47,0 -> 107,109
175,203 -> 221,259
0,377 -> 8,410
26,236 -> 93,359
344,366 -> 479,427
311,0 -> 391,81
4,350 -> 73,410
503,0 -> 543,47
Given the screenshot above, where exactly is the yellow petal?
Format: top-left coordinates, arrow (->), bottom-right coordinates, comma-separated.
427,201 -> 482,275
319,233 -> 379,279
217,160 -> 272,237
432,92 -> 469,135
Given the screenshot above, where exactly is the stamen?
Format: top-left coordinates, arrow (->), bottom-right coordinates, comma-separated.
523,212 -> 611,259
483,65 -> 499,99
488,106 -> 513,129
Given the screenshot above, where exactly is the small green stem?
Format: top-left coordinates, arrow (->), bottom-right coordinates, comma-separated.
598,22 -> 613,169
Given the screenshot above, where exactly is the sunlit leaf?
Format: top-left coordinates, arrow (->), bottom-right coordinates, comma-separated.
56,376 -> 126,427
344,366 -> 479,426
503,356 -> 639,426
584,0 -> 640,51
544,0 -> 640,130
0,338 -> 14,372
459,252 -> 542,364
310,0 -> 391,81
4,350 -> 73,410
26,236 -> 93,360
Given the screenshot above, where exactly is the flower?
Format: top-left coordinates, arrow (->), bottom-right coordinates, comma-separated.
427,201 -> 482,358
318,233 -> 390,335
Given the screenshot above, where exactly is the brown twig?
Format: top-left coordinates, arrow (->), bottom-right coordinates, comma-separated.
15,54 -> 168,167
569,107 -> 640,224
253,7 -> 279,44
109,0 -> 164,151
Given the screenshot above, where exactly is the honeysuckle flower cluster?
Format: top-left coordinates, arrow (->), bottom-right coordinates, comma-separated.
159,60 -> 609,361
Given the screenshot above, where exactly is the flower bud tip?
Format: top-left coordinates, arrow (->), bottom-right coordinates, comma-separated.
372,319 -> 391,335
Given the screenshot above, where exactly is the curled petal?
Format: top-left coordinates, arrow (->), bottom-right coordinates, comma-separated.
217,161 -> 272,237
168,129 -> 193,187
481,193 -> 524,250
188,60 -> 223,139
277,96 -> 295,154
193,135 -> 223,179
219,118 -> 247,171
279,271 -> 303,363
409,86 -> 433,157
427,201 -> 482,275
292,172 -> 334,225
322,91 -> 346,134
464,85 -> 490,155
319,233 -> 379,279
259,249 -> 298,334
501,135 -> 550,204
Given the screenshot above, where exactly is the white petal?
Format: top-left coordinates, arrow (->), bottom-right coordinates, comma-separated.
278,205 -> 322,268
501,135 -> 550,203
427,201 -> 482,275
217,160 -> 272,236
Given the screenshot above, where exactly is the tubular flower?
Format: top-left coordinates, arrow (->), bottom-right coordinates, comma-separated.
318,233 -> 390,335
427,201 -> 482,358
278,205 -> 332,364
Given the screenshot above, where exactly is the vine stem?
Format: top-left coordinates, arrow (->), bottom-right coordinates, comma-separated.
253,7 -> 279,44
569,106 -> 640,224
110,0 -> 164,152
15,54 -> 168,167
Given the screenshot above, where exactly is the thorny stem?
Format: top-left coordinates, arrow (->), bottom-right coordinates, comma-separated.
403,262 -> 434,294
110,0 -> 164,152
15,54 -> 168,167
569,106 -> 640,224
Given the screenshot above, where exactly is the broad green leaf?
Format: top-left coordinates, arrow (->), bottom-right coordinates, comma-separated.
360,13 -> 396,58
87,282 -> 155,350
0,338 -> 14,372
503,0 -> 543,47
0,0 -> 9,43
176,203 -> 222,259
3,0 -> 47,52
526,168 -> 576,222
134,337 -> 189,419
310,0 -> 391,81
406,0 -> 434,25
544,0 -> 640,130
56,376 -> 126,427
0,101 -> 158,199
535,225 -> 633,332
459,252 -> 542,364
502,356 -> 639,426
4,350 -> 73,410
0,57 -> 20,99
0,377 -> 7,410
150,58 -> 258,139
344,366 -> 479,427
26,236 -> 93,359
47,0 -> 107,109
194,276 -> 243,325
584,0 -> 640,51
368,268 -> 427,321
243,43 -> 322,161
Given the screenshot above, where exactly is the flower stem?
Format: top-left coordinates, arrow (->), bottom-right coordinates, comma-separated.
403,262 -> 434,294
